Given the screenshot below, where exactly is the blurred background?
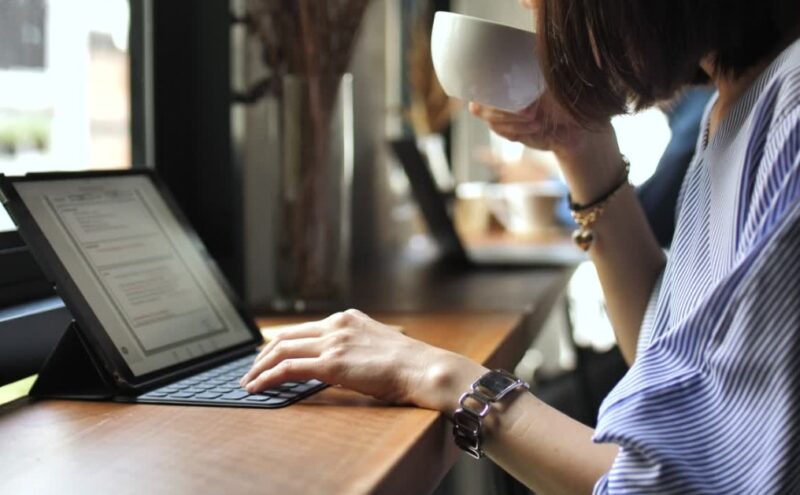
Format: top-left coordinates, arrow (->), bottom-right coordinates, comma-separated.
0,0 -> 675,413
0,2 -> 678,491
0,0 -> 671,294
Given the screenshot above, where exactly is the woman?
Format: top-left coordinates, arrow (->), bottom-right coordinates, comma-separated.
242,1 -> 800,492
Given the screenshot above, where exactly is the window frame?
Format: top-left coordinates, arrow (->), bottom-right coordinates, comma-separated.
0,0 -> 152,310
0,230 -> 53,307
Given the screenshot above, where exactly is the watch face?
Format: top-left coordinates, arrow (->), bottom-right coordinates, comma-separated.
477,371 -> 517,395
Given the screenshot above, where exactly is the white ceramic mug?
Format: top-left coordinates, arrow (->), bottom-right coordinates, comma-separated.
431,11 -> 545,112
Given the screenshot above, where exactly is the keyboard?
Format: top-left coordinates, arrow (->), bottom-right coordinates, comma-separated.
137,354 -> 326,408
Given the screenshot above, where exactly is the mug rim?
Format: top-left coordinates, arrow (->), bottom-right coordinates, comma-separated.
433,11 -> 535,36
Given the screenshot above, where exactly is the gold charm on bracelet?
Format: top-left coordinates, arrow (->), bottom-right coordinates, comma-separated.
570,190 -> 626,251
569,157 -> 630,252
572,228 -> 595,251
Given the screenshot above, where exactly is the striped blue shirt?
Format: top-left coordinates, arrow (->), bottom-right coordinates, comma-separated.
593,37 -> 800,494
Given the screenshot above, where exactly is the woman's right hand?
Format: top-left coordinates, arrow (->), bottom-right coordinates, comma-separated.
469,91 -> 597,159
470,92 -> 624,205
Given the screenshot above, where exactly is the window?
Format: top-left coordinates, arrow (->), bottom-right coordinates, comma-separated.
0,0 -> 133,306
0,0 -> 132,225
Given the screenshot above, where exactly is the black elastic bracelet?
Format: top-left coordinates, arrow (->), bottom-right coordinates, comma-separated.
567,156 -> 631,211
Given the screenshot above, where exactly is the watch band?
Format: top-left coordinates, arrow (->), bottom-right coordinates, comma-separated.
452,369 -> 529,459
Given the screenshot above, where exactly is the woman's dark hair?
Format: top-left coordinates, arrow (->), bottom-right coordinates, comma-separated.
537,0 -> 800,123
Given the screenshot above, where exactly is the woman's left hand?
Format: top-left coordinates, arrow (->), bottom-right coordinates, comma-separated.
239,309 -> 486,412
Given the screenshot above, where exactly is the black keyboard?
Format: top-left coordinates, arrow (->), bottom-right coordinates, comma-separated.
137,354 -> 326,408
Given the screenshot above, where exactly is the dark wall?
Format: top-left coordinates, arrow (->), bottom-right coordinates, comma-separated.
146,0 -> 243,294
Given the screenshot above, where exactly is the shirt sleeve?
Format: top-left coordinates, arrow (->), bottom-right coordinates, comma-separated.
635,269 -> 664,359
594,195 -> 800,494
592,112 -> 800,494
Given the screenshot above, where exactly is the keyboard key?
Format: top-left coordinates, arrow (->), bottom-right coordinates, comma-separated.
143,391 -> 168,398
209,388 -> 235,394
245,395 -> 270,402
246,395 -> 289,406
168,392 -> 195,399
194,392 -> 223,400
221,391 -> 250,400
276,392 -> 297,399
291,382 -> 319,393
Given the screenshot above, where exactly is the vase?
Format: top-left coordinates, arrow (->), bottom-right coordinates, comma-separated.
270,73 -> 354,312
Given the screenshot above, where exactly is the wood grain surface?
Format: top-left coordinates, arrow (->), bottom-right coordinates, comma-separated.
0,312 -> 533,495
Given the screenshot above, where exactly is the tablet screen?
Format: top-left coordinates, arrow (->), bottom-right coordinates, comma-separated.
12,175 -> 253,376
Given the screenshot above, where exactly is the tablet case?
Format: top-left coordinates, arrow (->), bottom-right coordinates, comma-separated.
0,171 -> 276,404
29,321 -> 117,400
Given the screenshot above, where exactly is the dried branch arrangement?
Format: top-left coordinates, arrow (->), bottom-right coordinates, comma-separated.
248,0 -> 371,77
244,0 -> 372,307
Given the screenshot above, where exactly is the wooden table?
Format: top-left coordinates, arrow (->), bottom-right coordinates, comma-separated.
0,241 -> 575,494
0,311 -> 545,495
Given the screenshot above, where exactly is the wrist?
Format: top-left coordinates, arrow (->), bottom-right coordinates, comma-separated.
420,350 -> 487,415
552,124 -> 626,205
451,369 -> 531,459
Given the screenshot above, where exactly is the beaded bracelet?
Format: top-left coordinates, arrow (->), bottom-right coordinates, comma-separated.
569,156 -> 630,251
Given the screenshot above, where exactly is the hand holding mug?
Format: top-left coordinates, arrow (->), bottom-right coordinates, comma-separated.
470,93 -> 622,203
469,91 -> 593,157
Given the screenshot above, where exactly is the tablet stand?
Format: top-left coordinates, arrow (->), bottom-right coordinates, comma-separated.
29,321 -> 117,400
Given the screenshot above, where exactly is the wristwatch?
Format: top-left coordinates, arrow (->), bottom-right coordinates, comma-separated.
452,369 -> 529,459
